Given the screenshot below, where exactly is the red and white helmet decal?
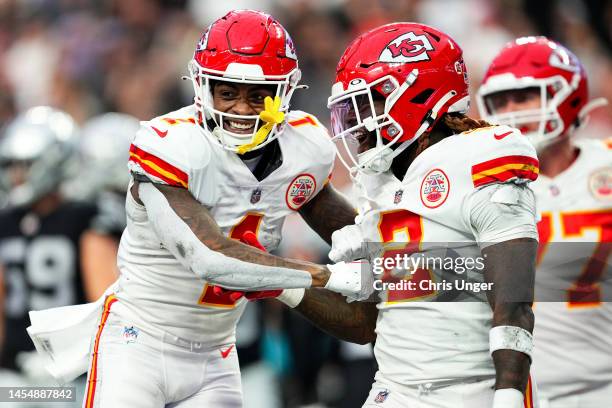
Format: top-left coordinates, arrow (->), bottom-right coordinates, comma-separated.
285,31 -> 298,60
379,32 -> 435,63
195,26 -> 210,52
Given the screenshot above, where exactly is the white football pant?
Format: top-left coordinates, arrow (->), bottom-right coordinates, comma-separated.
82,299 -> 242,408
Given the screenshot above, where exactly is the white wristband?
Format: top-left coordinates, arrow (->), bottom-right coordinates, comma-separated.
492,388 -> 524,408
489,325 -> 533,360
277,288 -> 305,308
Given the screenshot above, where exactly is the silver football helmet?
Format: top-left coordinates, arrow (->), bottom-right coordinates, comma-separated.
70,112 -> 139,200
0,106 -> 79,208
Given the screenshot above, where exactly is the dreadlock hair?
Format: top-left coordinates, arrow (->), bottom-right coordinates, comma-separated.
412,112 -> 492,156
440,112 -> 492,134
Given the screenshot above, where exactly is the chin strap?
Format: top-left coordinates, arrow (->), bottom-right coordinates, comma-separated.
237,96 -> 285,155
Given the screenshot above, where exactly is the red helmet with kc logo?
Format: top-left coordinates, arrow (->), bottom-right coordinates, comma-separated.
328,22 -> 470,174
477,36 -> 607,150
188,10 -> 301,152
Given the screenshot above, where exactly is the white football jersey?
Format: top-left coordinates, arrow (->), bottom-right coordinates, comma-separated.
530,138 -> 612,398
353,125 -> 539,386
115,105 -> 334,345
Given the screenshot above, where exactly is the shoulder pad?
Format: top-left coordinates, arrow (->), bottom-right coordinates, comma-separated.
284,110 -> 335,158
286,111 -> 320,129
128,107 -> 210,189
464,125 -> 539,188
575,136 -> 612,152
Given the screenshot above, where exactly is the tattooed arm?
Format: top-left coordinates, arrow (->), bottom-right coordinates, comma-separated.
131,180 -> 331,289
295,289 -> 378,344
298,183 -> 357,245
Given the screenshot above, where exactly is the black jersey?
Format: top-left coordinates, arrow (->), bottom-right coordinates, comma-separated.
0,201 -> 97,370
90,191 -> 127,241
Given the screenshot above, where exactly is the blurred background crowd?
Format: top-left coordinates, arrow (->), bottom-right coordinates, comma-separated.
0,0 -> 610,407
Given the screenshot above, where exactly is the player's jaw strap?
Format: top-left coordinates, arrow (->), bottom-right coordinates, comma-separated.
489,325 -> 533,360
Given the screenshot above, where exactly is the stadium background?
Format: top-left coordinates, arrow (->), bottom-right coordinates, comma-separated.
0,0 -> 610,407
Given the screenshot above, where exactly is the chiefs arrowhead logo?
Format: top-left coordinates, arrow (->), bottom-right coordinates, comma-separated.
285,30 -> 298,60
379,32 -> 435,63
195,26 -> 210,52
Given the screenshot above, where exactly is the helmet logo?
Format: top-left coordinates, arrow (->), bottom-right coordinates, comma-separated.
285,31 -> 298,60
379,32 -> 434,63
196,27 -> 211,52
549,47 -> 578,73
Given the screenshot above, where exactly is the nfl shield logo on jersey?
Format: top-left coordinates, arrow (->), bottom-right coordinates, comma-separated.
123,326 -> 139,344
374,389 -> 390,404
420,168 -> 450,208
394,189 -> 403,204
250,188 -> 262,204
286,174 -> 316,210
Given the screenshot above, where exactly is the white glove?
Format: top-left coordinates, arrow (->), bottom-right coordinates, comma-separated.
329,224 -> 367,262
492,388 -> 524,408
324,260 -> 375,301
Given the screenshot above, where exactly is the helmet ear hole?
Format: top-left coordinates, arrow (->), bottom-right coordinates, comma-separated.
570,97 -> 581,108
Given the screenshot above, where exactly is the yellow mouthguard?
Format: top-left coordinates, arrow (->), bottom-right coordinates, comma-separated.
236,96 -> 285,155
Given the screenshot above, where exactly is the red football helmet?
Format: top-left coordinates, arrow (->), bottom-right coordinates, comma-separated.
477,36 -> 607,150
328,23 -> 470,174
188,10 -> 301,152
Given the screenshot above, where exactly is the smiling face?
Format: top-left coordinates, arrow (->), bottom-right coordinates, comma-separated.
211,82 -> 276,134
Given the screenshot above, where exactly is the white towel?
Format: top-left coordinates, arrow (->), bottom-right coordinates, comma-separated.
26,282 -> 118,384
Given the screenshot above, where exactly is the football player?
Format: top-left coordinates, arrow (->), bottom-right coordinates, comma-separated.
477,36 -> 611,408
77,10 -> 367,408
74,113 -> 140,298
0,107 -> 115,399
281,23 -> 541,408
73,112 -> 140,227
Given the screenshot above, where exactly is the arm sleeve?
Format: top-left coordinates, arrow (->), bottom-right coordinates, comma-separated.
467,183 -> 538,248
138,182 -> 313,291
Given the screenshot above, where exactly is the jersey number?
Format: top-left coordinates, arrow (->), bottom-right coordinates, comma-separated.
1,237 -> 76,317
378,210 -> 436,303
537,210 -> 611,308
197,213 -> 263,308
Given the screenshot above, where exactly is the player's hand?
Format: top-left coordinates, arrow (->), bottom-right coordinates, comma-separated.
241,231 -> 282,300
212,231 -> 276,300
324,260 -> 375,301
212,285 -> 245,302
328,224 -> 367,262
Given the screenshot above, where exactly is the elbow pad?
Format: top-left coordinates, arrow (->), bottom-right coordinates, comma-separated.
138,182 -> 312,290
